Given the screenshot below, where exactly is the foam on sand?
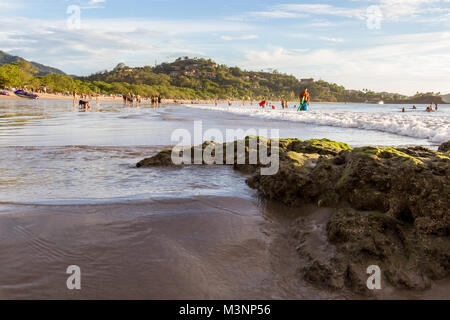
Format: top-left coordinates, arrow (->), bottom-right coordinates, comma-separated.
185,104 -> 450,144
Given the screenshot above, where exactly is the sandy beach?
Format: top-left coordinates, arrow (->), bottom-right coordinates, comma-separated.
0,91 -> 352,105
0,92 -> 118,102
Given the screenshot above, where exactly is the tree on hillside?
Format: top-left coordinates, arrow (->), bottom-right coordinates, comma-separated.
0,63 -> 33,88
113,63 -> 126,72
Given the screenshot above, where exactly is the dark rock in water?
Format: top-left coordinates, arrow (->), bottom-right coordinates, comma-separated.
137,138 -> 450,294
137,149 -> 174,167
439,141 -> 450,153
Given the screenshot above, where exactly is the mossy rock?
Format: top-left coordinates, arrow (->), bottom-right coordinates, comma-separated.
438,141 -> 450,153
288,138 -> 351,156
136,137 -> 450,293
136,149 -> 174,167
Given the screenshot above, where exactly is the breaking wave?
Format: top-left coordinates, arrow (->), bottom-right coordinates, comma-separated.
185,104 -> 450,144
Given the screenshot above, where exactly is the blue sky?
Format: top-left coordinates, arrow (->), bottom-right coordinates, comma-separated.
1,0 -> 450,94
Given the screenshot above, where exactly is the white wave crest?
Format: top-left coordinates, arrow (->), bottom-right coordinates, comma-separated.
185,104 -> 450,144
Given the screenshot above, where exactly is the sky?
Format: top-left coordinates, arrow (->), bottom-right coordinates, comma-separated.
1,0 -> 449,95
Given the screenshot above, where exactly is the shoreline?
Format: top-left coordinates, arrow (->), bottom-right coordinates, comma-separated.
2,92 -> 443,105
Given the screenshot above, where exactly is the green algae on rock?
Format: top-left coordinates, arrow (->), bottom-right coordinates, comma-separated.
137,138 -> 450,294
439,141 -> 450,153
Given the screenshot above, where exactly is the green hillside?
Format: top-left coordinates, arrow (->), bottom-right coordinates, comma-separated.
0,50 -> 65,76
80,57 -> 408,102
0,55 -> 445,103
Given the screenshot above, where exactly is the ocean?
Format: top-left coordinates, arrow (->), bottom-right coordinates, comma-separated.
0,100 -> 448,299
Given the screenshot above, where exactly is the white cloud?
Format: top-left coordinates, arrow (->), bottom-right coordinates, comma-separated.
377,0 -> 447,20
245,10 -> 306,19
0,0 -> 22,11
278,4 -> 365,19
0,15 -> 250,74
319,36 -> 344,43
221,34 -> 259,41
240,31 -> 450,95
238,1 -> 450,22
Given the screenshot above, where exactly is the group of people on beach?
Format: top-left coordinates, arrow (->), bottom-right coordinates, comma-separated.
257,88 -> 311,111
122,93 -> 162,107
71,89 -> 164,111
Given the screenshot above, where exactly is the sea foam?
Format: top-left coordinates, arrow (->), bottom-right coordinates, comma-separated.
185,104 -> 450,144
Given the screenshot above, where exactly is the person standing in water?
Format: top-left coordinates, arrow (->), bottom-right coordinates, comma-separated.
73,90 -> 78,107
136,94 -> 141,106
298,88 -> 310,111
259,99 -> 266,108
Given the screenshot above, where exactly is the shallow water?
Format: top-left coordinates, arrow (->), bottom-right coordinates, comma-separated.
1,100 -> 448,148
0,100 -> 448,299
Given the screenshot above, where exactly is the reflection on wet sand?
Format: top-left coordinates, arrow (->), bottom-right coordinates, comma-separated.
1,197 -> 448,299
0,196 -> 333,299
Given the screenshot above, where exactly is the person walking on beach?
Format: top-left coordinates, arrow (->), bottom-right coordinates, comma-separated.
298,88 -> 310,111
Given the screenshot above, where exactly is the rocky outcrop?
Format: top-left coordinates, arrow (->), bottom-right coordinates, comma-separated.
439,141 -> 450,153
137,138 -> 450,295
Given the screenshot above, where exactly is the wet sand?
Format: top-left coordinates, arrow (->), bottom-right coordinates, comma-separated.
0,196 -> 340,300
1,197 -> 448,300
